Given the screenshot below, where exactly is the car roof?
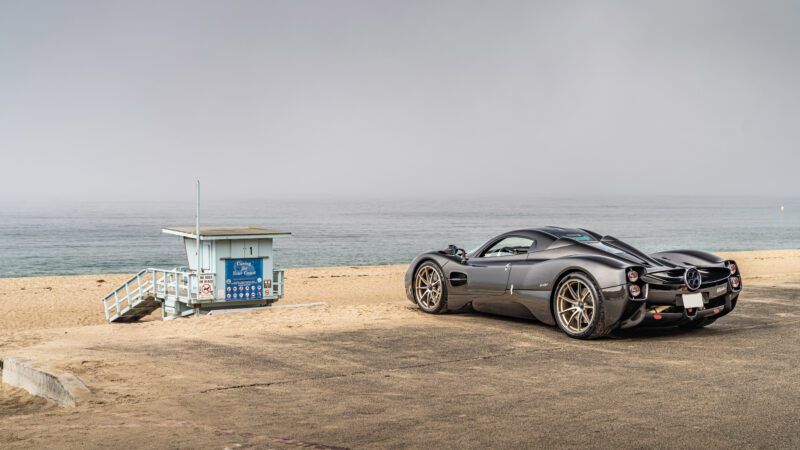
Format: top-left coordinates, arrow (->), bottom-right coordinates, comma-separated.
533,226 -> 595,238
500,227 -> 597,239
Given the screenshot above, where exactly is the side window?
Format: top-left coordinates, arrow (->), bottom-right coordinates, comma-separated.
481,237 -> 535,258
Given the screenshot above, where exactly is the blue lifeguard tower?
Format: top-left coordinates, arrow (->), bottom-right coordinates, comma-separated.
102,226 -> 290,322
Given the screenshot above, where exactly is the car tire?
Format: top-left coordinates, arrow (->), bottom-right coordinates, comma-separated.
413,261 -> 448,314
552,272 -> 612,339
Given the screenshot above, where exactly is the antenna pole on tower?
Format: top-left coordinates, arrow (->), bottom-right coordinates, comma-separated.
196,180 -> 201,275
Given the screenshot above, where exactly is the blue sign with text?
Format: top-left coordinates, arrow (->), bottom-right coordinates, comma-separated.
225,258 -> 263,301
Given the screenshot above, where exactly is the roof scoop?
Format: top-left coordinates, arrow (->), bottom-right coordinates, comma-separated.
600,235 -> 662,267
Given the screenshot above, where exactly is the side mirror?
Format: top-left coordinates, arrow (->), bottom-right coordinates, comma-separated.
447,244 -> 468,261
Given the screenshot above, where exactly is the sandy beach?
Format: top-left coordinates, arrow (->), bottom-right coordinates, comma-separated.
1,250 -> 799,448
1,250 -> 797,335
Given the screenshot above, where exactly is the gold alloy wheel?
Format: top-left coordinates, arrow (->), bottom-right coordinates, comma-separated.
556,279 -> 596,333
415,265 -> 443,309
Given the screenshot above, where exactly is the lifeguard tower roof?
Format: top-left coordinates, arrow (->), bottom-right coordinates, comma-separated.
162,226 -> 291,240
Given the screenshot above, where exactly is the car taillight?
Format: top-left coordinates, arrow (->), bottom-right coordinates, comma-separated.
728,262 -> 737,274
730,276 -> 741,289
629,285 -> 641,297
627,269 -> 639,283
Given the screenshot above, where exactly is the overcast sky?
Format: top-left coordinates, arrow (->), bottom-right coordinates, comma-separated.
1,0 -> 798,202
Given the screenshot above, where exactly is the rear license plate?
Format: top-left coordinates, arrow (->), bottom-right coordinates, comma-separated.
682,293 -> 704,308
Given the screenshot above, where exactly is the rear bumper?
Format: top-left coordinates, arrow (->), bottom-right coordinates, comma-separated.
615,277 -> 742,329
641,292 -> 739,326
646,278 -> 740,306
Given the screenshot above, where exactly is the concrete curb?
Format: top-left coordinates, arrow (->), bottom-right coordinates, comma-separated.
1,357 -> 90,407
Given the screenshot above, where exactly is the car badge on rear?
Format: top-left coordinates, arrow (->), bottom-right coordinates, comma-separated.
684,268 -> 702,291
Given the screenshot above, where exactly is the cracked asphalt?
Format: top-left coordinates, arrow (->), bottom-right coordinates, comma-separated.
2,281 -> 799,449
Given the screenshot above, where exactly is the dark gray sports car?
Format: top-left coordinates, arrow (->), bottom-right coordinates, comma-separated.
404,227 -> 742,339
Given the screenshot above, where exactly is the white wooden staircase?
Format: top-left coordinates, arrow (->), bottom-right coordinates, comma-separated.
102,268 -> 195,322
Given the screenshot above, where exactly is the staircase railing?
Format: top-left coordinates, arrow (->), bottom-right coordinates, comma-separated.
151,267 -> 196,303
102,269 -> 154,321
103,268 -> 199,321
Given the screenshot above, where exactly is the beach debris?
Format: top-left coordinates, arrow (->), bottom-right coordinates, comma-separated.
206,302 -> 326,316
96,279 -> 105,283
268,301 -> 327,309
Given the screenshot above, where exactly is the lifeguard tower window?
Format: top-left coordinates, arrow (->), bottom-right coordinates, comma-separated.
101,227 -> 290,323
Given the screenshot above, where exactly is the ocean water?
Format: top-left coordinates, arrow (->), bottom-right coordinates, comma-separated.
0,196 -> 797,278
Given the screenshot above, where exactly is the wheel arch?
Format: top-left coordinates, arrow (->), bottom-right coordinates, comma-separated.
413,256 -> 438,274
406,254 -> 452,303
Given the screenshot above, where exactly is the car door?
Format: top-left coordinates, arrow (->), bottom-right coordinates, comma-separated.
464,255 -> 519,296
464,236 -> 535,297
